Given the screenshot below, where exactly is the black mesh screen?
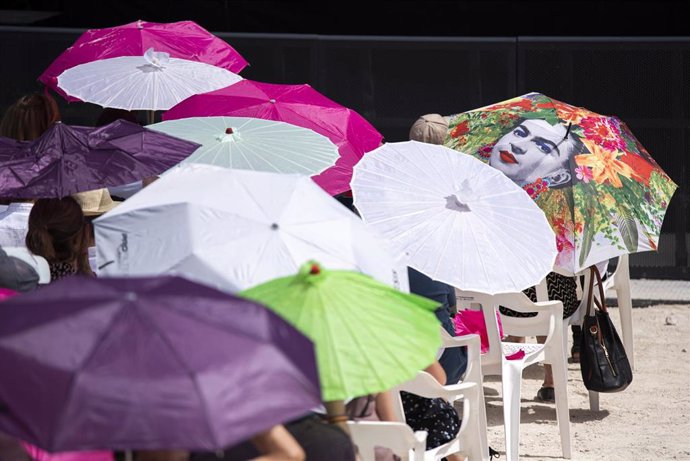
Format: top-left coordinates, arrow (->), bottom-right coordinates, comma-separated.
518,38 -> 689,273
0,29 -> 687,274
0,27 -> 105,125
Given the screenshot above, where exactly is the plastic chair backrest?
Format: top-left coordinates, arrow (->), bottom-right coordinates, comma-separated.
2,247 -> 51,284
347,420 -> 427,461
454,288 -> 571,461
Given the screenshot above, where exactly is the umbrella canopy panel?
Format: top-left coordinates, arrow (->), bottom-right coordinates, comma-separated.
163,79 -> 384,195
0,275 -> 320,452
351,140 -> 557,294
94,164 -> 405,292
56,48 -> 243,111
0,120 -> 201,199
148,116 -> 340,176
241,261 -> 441,401
444,92 -> 678,274
39,19 -> 248,102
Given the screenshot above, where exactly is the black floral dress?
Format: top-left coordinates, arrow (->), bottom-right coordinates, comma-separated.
49,261 -> 77,283
400,392 -> 461,449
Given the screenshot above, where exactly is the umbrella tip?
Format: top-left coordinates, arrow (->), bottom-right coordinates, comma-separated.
225,127 -> 234,134
270,223 -> 279,230
269,99 -> 276,104
309,263 -> 321,275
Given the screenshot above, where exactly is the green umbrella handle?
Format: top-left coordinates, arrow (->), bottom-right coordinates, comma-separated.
324,399 -> 351,436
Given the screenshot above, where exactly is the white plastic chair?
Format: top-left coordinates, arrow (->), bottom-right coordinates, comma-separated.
456,290 -> 571,461
439,330 -> 489,461
348,372 -> 482,461
553,256 -> 634,411
601,254 -> 634,370
2,247 -> 51,284
347,420 -> 428,461
394,370 -> 483,461
549,256 -> 632,369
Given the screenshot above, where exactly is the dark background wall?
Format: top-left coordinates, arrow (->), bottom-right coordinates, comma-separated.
0,1 -> 688,278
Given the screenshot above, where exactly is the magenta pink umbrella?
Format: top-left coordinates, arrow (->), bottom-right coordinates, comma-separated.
39,19 -> 249,102
163,79 -> 383,196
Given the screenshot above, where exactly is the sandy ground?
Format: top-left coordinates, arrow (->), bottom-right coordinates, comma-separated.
480,303 -> 690,461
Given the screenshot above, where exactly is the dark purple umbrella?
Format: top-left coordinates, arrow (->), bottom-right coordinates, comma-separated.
0,137 -> 23,163
0,119 -> 201,198
0,275 -> 321,452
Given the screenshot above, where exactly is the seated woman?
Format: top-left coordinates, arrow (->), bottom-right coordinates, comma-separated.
25,197 -> 94,282
346,360 -> 464,461
142,424 -> 305,460
190,417 -> 352,461
501,259 -> 609,401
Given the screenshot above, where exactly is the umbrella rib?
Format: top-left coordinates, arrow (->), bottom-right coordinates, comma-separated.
330,287 -> 424,393
231,176 -> 275,224
313,288 -> 349,398
50,302 -> 128,450
246,233 -> 283,288
463,220 -> 495,291
240,137 -> 333,173
137,305 -> 220,446
430,210 -> 460,277
359,160 -> 439,196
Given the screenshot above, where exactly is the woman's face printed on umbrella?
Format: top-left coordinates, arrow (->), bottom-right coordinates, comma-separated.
489,118 -> 578,186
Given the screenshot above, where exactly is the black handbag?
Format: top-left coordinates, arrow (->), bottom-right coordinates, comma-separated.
579,265 -> 633,392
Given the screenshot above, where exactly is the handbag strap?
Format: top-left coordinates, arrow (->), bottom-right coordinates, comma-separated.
585,265 -> 608,317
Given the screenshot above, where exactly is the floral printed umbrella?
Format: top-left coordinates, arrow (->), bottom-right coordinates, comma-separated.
444,92 -> 677,274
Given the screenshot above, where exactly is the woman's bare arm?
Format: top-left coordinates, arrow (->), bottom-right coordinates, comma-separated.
424,360 -> 447,385
374,390 -> 398,422
250,424 -> 305,461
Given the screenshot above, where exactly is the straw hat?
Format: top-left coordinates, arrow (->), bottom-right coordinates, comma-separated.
72,188 -> 122,216
409,113 -> 450,145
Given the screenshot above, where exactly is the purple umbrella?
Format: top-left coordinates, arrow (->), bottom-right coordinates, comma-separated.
0,120 -> 201,198
0,275 -> 321,452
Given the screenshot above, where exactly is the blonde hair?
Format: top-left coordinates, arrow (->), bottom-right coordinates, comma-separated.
409,113 -> 449,145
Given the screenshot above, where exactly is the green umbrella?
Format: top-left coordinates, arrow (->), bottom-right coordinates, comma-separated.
239,261 -> 442,402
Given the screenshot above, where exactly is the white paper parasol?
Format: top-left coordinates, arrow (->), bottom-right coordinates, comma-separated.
351,140 -> 558,294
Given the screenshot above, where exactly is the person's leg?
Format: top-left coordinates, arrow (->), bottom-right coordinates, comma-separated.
285,414 -> 356,461
570,325 -> 582,363
535,335 -> 555,402
436,307 -> 468,384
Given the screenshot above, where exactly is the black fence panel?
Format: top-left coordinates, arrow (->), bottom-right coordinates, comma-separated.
517,37 -> 689,278
0,28 -> 687,278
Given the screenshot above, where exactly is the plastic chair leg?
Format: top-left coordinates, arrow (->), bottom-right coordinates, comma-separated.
610,254 -> 634,370
476,384 -> 490,461
587,392 -> 599,411
463,384 -> 489,461
551,348 -> 572,459
616,283 -> 634,371
501,358 -> 525,461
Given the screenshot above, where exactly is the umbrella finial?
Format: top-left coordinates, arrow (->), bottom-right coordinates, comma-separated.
269,99 -> 276,104
444,194 -> 471,212
298,260 -> 323,279
216,127 -> 241,143
143,47 -> 170,69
